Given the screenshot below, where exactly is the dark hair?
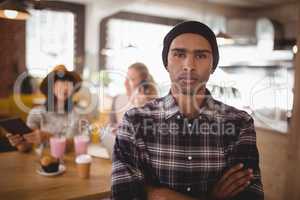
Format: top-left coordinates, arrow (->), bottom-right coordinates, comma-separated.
44,73 -> 76,113
20,75 -> 34,94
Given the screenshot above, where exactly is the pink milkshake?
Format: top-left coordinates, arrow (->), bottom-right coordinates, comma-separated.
50,137 -> 66,159
74,135 -> 90,155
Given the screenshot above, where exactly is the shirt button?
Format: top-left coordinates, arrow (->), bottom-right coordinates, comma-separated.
188,156 -> 192,160
187,187 -> 191,192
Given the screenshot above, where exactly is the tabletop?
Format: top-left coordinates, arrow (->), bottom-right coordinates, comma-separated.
0,151 -> 112,200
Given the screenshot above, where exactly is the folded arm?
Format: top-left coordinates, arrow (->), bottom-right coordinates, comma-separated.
147,186 -> 201,200
228,115 -> 264,200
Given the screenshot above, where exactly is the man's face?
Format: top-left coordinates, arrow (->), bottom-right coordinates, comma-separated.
167,33 -> 213,95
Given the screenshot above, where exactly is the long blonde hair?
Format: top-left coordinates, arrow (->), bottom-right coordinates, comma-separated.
128,62 -> 158,99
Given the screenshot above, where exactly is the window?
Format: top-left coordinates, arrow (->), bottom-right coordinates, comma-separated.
25,1 -> 85,77
26,9 -> 75,77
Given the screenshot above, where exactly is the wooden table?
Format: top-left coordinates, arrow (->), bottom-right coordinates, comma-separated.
0,151 -> 112,200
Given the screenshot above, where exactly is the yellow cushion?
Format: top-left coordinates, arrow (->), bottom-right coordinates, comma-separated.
0,98 -> 10,117
9,94 -> 45,121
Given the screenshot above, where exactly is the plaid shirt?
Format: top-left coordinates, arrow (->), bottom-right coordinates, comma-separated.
111,90 -> 264,200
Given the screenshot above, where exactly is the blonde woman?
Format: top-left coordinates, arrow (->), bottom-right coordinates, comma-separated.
103,63 -> 158,157
110,62 -> 158,126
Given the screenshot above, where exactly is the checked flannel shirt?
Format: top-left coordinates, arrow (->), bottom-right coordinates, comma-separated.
111,90 -> 264,200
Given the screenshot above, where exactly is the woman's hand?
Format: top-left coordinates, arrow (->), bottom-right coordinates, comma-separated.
6,133 -> 31,152
110,126 -> 118,135
23,130 -> 43,145
6,133 -> 24,147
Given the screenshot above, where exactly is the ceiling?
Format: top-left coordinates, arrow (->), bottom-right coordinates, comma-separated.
0,0 -> 297,9
203,0 -> 298,8
53,0 -> 298,8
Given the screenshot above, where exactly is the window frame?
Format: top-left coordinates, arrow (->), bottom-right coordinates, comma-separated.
30,1 -> 85,73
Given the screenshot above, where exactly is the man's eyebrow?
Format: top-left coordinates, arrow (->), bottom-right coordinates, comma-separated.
170,48 -> 187,52
194,49 -> 212,54
170,48 -> 212,54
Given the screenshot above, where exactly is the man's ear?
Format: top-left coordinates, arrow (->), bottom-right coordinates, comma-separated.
210,66 -> 214,74
165,65 -> 169,72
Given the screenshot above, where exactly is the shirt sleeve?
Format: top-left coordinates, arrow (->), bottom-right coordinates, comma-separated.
230,114 -> 264,200
111,112 -> 147,200
26,106 -> 44,130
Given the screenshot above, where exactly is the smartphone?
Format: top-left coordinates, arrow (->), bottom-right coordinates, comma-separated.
139,80 -> 150,94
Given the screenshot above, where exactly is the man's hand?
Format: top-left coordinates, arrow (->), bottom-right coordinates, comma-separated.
210,163 -> 253,200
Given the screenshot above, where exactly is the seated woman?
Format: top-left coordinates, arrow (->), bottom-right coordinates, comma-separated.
110,62 -> 158,126
6,65 -> 83,152
102,62 -> 158,156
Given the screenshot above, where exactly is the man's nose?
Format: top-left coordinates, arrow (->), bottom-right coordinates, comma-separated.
183,55 -> 196,71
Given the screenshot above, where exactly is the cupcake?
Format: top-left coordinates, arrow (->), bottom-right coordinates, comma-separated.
40,155 -> 59,173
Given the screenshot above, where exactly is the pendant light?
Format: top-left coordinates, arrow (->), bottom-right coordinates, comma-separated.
0,0 -> 30,20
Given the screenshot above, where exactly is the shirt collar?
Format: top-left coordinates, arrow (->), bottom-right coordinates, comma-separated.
162,88 -> 216,120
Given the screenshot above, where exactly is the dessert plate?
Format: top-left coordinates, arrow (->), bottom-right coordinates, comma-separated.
36,164 -> 66,176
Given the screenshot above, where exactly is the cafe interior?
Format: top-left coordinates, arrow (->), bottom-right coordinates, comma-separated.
0,0 -> 299,199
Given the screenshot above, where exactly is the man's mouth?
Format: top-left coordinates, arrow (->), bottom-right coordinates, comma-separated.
178,74 -> 199,84
179,78 -> 197,84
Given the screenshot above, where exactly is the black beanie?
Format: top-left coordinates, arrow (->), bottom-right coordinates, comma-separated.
162,21 -> 219,72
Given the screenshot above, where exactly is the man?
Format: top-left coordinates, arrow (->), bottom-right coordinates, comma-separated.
111,21 -> 264,200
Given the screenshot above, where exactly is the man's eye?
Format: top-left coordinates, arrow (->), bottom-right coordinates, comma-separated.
196,54 -> 207,59
174,52 -> 185,58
